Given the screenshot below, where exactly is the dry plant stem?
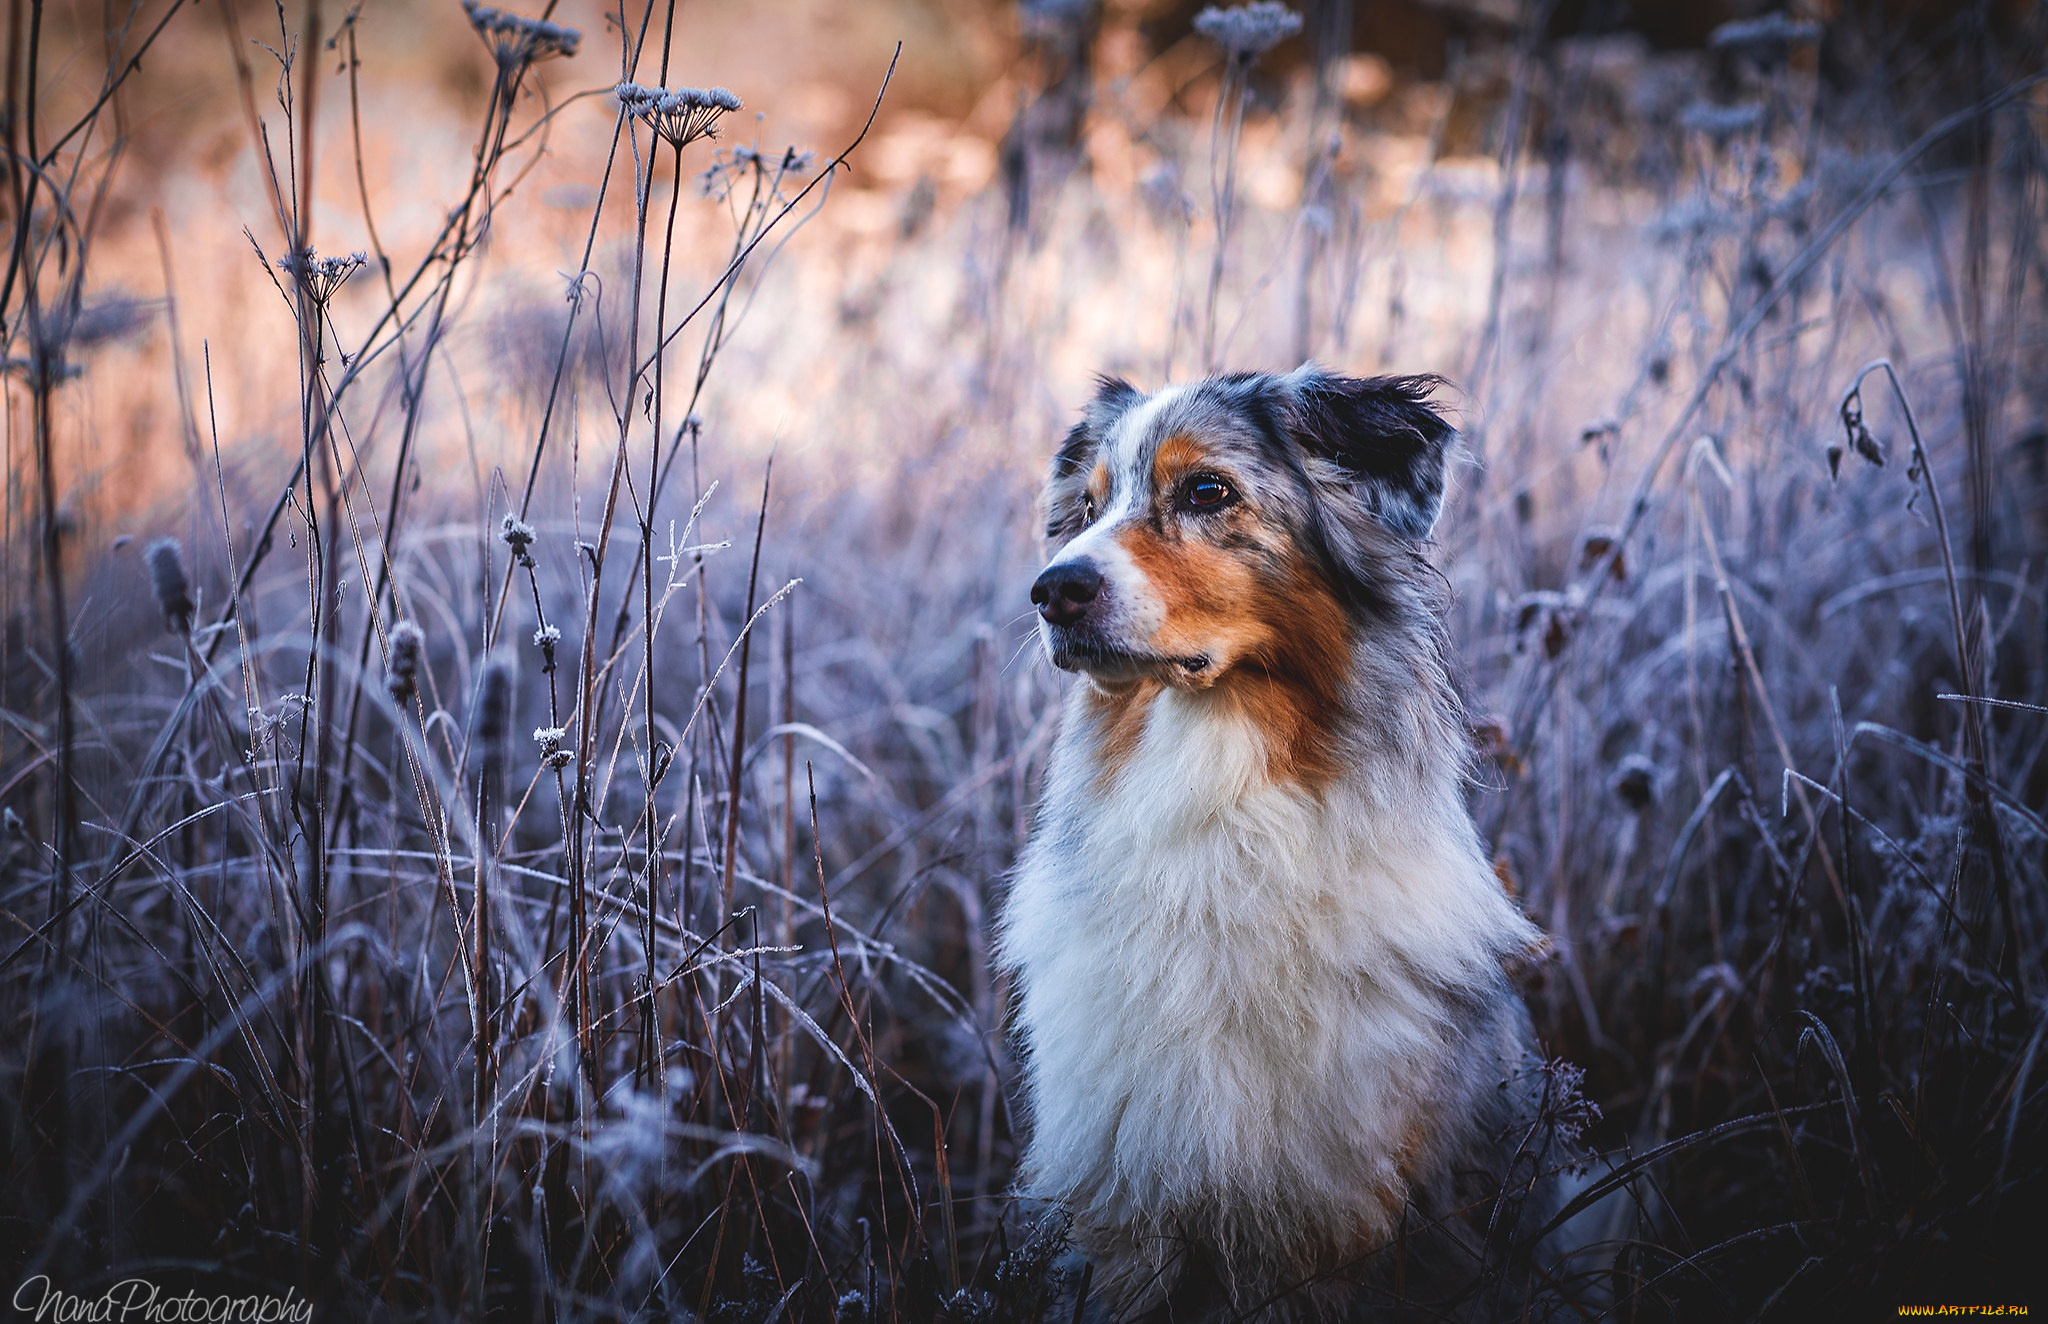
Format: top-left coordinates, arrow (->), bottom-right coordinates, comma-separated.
721,460 -> 774,922
28,330 -> 72,967
1201,54 -> 1248,373
704,463 -> 777,1174
24,299 -> 78,1234
1,1 -> 32,403
1,0 -> 42,345
562,32 -> 670,1108
639,138 -> 686,1094
1844,359 -> 2026,998
808,764 -> 892,1283
1844,364 -> 1976,726
269,46 -> 346,1272
1687,445 -> 1843,907
471,724 -> 500,1321
1464,0 -> 1554,461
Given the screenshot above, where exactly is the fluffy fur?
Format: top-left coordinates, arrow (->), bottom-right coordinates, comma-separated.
999,367 -> 1561,1318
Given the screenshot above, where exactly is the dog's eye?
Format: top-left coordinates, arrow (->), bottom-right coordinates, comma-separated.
1082,495 -> 1098,525
1183,475 -> 1234,511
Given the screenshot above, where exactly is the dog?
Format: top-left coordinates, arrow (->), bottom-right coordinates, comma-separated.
999,367 -> 1576,1319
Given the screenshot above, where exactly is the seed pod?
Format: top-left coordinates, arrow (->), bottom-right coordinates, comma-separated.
144,538 -> 195,632
474,656 -> 516,774
387,621 -> 426,704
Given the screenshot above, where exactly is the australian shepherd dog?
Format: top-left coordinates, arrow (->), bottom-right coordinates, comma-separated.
999,367 -> 1572,1319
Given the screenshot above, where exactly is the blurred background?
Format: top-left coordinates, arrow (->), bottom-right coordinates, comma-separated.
4,0 -> 2046,1317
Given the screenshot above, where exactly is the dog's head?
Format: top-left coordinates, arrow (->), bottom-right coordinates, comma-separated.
1032,366 -> 1455,690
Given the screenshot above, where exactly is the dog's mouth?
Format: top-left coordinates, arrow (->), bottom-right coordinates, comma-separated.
1047,632 -> 1211,680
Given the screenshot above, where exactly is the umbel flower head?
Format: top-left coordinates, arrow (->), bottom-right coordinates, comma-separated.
701,143 -> 813,201
462,0 -> 581,69
276,248 -> 366,305
617,82 -> 743,150
1193,1 -> 1302,63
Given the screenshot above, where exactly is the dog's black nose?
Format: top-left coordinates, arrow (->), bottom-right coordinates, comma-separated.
1032,561 -> 1102,627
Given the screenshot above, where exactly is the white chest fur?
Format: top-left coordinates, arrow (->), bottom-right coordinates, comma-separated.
1000,684 -> 1537,1270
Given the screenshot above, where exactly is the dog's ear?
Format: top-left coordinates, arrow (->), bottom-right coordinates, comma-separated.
1284,367 -> 1454,540
1082,375 -> 1142,433
1054,376 -> 1142,474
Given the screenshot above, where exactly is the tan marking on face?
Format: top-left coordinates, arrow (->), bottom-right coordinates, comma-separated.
1116,527 -> 1271,671
1117,524 -> 1353,794
1087,462 -> 1110,508
1150,433 -> 1207,493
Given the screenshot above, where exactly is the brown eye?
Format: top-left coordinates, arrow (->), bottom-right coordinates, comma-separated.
1082,495 -> 1099,524
1184,475 -> 1234,510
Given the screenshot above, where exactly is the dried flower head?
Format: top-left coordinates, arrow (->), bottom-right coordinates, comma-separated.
614,81 -> 662,114
387,620 -> 426,704
143,537 -> 195,632
533,726 -> 573,770
276,248 -> 366,305
1680,100 -> 1766,144
1193,1 -> 1302,63
624,84 -> 743,150
463,0 -> 581,69
1710,12 -> 1821,64
501,514 -> 537,563
532,622 -> 562,674
1833,382 -> 1888,479
66,297 -> 154,352
1612,755 -> 1657,812
701,142 -> 812,200
4,292 -> 155,387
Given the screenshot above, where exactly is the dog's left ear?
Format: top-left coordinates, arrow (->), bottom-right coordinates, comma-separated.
1284,367 -> 1454,540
